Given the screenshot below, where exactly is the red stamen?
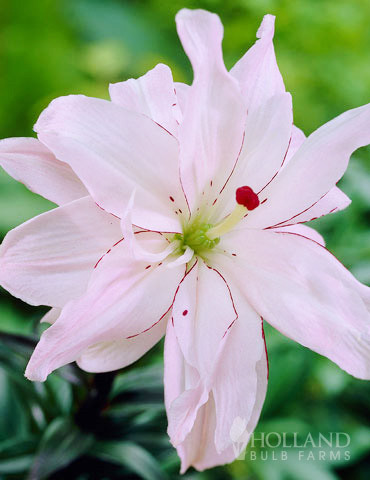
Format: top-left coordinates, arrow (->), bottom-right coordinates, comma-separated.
236,186 -> 260,210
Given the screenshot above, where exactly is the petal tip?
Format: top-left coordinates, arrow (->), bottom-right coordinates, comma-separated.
24,364 -> 48,383
256,14 -> 276,40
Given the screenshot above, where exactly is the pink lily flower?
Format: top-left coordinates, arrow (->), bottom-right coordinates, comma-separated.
1,8 -> 370,472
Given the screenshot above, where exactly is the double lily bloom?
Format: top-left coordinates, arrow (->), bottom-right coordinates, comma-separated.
1,8 -> 370,472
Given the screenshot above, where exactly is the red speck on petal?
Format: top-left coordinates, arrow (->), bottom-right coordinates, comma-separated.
182,310 -> 188,316
236,186 -> 260,210
169,196 -> 174,202
145,265 -> 151,270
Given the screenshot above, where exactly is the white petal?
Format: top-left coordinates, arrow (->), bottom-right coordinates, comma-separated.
213,93 -> 292,220
109,63 -> 179,136
212,229 -> 370,379
175,9 -> 246,213
230,14 -> 285,112
284,126 -> 306,164
246,103 -> 370,229
25,233 -> 185,381
0,137 -> 87,205
212,289 -> 267,452
177,394 -> 235,473
172,260 -> 237,377
273,224 -> 325,246
166,246 -> 194,269
120,192 -> 177,262
164,270 -> 268,471
77,312 -> 168,373
280,126 -> 351,225
40,307 -> 61,324
34,95 -> 188,232
276,187 -> 351,227
0,196 -> 122,307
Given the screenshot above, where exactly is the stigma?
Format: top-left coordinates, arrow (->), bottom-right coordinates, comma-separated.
206,186 -> 259,240
235,186 -> 260,210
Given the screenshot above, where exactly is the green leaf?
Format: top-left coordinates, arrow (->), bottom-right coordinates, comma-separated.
27,417 -> 94,479
0,437 -> 36,474
91,441 -> 167,480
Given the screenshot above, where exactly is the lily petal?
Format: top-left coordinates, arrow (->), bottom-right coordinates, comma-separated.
175,9 -> 246,212
35,95 -> 187,232
246,103 -> 370,229
230,14 -> 285,112
0,196 -> 122,307
213,93 -> 292,220
281,126 -> 351,225
273,224 -> 325,246
211,286 -> 267,452
284,126 -> 306,164
109,63 -> 179,136
176,345 -> 268,473
40,307 -> 61,324
0,137 -> 87,205
177,394 -> 235,473
25,233 -> 185,381
165,259 -> 266,463
172,260 -> 237,377
77,312 -> 169,373
166,259 -> 237,446
212,229 -> 370,379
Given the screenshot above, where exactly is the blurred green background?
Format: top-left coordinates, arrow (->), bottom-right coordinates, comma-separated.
1,0 -> 370,479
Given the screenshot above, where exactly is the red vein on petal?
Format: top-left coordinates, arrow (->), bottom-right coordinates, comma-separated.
264,190 -> 331,229
261,317 -> 269,380
94,238 -> 124,269
218,131 -> 246,198
126,260 -> 198,339
205,264 -> 239,338
257,133 -> 292,196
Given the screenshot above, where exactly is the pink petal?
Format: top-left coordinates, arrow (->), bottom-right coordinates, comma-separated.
77,312 -> 169,373
276,187 -> 351,227
211,286 -> 267,452
213,93 -> 292,219
175,9 -> 246,212
171,260 -> 237,377
0,137 -> 87,205
281,126 -> 351,224
213,229 -> 370,379
230,14 -> 285,112
109,63 -> 179,136
174,82 -> 189,120
273,224 -> 325,246
164,261 -> 267,470
246,103 -> 370,229
164,317 -> 209,451
34,95 -> 188,232
177,343 -> 268,473
166,259 -> 237,447
40,307 -> 60,324
284,126 -> 306,164
177,394 -> 235,473
0,196 -> 122,308
25,233 -> 185,381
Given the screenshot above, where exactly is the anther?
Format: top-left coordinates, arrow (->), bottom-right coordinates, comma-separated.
236,186 -> 259,210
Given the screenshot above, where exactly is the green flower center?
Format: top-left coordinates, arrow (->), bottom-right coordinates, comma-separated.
173,219 -> 220,257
